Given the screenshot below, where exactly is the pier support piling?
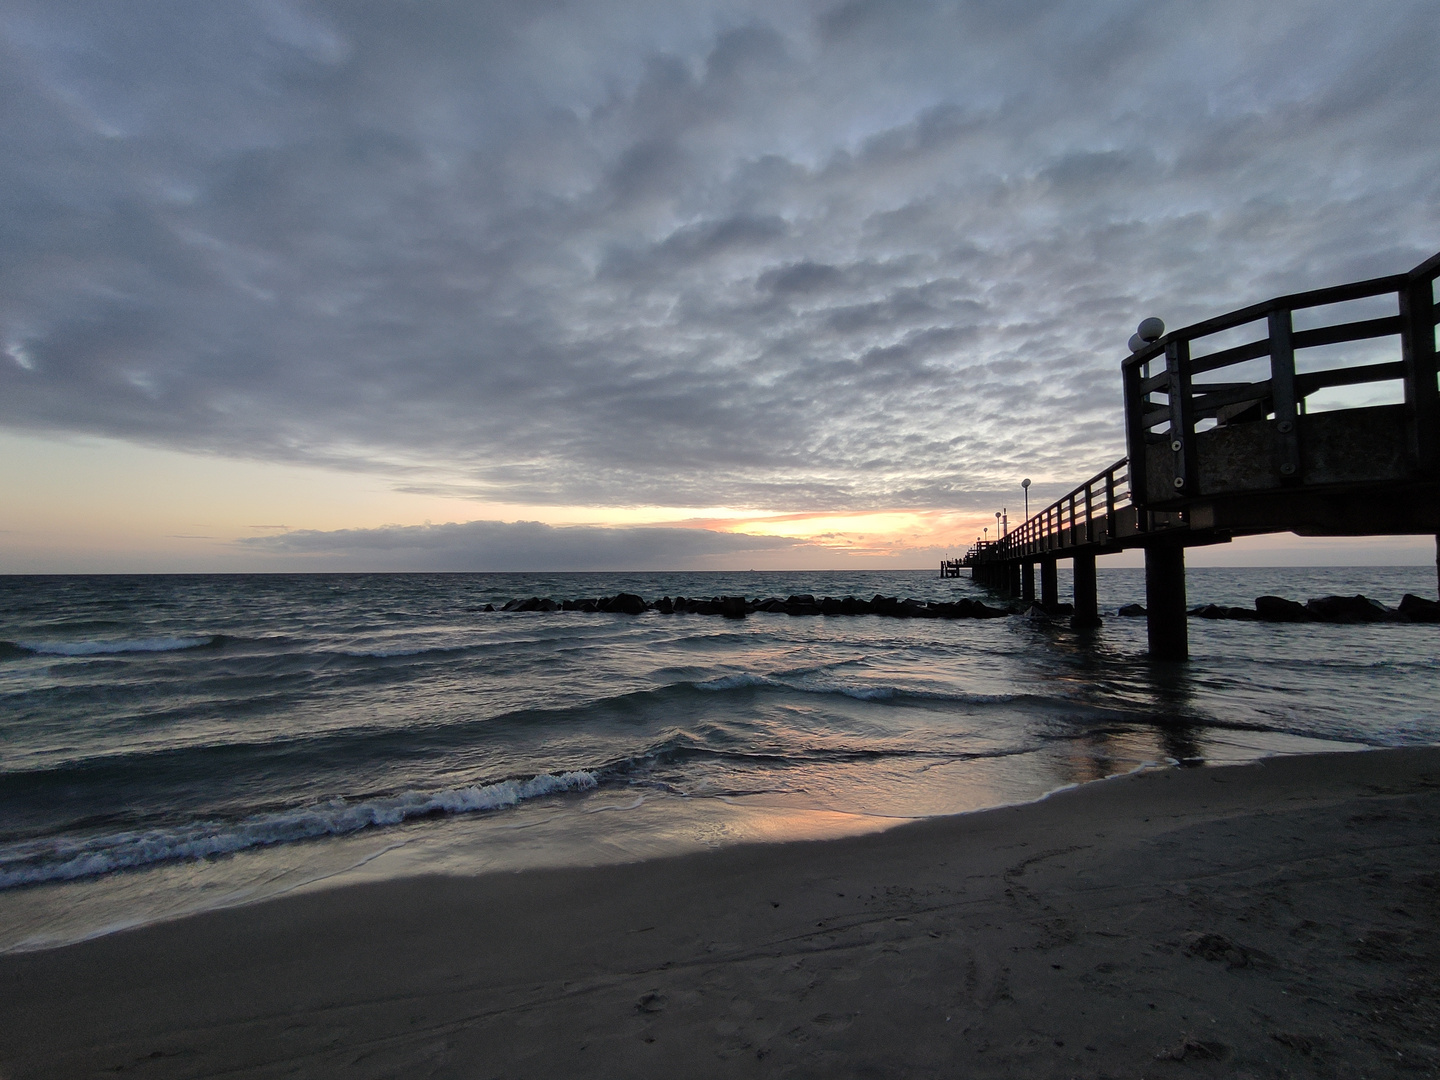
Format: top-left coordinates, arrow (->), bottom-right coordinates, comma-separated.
1071,550 -> 1101,628
1008,562 -> 1022,598
1022,562 -> 1035,603
1144,543 -> 1188,661
1040,558 -> 1058,609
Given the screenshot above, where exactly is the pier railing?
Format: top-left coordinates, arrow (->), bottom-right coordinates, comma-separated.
1121,250 -> 1440,506
997,458 -> 1132,559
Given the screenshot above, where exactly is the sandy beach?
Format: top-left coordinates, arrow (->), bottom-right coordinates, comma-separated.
3,746 -> 1438,1079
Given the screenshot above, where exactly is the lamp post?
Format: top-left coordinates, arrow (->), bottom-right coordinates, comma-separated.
995,511 -> 1002,540
1021,478 -> 1031,521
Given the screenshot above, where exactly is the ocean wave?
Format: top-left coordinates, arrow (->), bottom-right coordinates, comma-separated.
0,770 -> 597,888
689,671 -> 1023,706
12,635 -> 227,657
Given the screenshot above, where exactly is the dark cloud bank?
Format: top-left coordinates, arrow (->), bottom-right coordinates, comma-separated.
243,519 -> 800,571
2,0 -> 1437,513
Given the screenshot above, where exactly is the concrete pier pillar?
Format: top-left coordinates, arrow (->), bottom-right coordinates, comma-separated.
1007,562 -> 1022,598
1071,550 -> 1101,628
1145,543 -> 1188,661
1022,562 -> 1035,603
1040,558 -> 1058,608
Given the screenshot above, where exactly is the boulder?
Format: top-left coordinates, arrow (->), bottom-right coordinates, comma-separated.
718,596 -> 749,619
1117,603 -> 1147,617
652,597 -> 675,614
1399,593 -> 1440,622
597,593 -> 648,615
1190,604 -> 1257,620
1255,595 -> 1311,622
901,598 -> 938,618
1304,594 -> 1399,623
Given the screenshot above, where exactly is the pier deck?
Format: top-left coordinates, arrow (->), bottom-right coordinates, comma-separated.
964,250 -> 1440,659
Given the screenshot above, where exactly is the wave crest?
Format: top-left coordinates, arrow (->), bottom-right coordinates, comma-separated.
0,770 -> 597,888
14,635 -> 226,657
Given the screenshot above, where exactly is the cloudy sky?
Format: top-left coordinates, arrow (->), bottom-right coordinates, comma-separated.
2,0 -> 1437,571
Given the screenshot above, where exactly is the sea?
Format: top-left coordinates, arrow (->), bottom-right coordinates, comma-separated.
2,567 -> 1437,952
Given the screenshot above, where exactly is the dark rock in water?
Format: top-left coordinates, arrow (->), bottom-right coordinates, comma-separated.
501,598 -> 522,612
1190,603 -> 1258,620
1118,603 -> 1147,617
1305,594 -> 1399,623
785,594 -> 816,606
596,593 -> 648,615
719,596 -> 748,619
870,595 -> 904,617
755,597 -> 787,613
818,597 -> 845,616
1255,595 -> 1311,622
1399,593 -> 1440,622
901,598 -> 937,618
838,596 -> 871,615
652,596 -> 675,614
482,603 -> 494,612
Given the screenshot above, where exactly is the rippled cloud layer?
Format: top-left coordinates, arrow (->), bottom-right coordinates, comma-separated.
2,0 -> 1436,513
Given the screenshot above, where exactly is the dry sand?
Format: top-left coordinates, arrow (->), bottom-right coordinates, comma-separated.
3,747 -> 1439,1079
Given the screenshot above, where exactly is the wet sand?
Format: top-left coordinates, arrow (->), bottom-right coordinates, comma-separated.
3,747 -> 1439,1079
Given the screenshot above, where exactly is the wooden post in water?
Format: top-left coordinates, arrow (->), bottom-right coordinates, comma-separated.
1071,550 -> 1100,628
1040,557 -> 1058,608
1007,562 -> 1022,598
1022,561 -> 1035,603
1144,543 -> 1188,661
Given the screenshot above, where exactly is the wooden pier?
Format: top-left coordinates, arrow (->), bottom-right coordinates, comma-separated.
965,250 -> 1440,660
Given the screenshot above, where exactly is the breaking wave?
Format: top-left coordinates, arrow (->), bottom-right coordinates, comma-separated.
0,770 -> 597,888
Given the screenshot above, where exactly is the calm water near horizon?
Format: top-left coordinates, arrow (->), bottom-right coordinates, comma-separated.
2,567 -> 1437,951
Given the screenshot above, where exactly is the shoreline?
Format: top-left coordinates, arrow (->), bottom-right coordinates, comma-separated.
0,726 -> 1362,956
3,746 -> 1438,1077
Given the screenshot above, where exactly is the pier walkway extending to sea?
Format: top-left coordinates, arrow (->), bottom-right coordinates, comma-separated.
955,249 -> 1440,660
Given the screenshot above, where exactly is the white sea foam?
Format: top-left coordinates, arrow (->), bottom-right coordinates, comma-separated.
19,636 -> 218,657
692,671 -> 1020,706
0,770 -> 598,888
695,672 -> 776,691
